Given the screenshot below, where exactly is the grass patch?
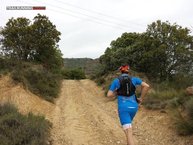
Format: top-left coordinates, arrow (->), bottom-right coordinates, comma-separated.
143,91 -> 184,110
143,83 -> 185,110
0,103 -> 51,145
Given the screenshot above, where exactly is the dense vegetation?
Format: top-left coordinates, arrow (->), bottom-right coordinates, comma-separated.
64,58 -> 93,69
0,14 -> 63,102
0,14 -> 63,69
95,20 -> 193,135
99,20 -> 193,82
64,58 -> 99,76
0,103 -> 51,145
62,68 -> 86,80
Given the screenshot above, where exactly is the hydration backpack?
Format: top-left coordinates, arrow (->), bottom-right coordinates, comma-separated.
117,75 -> 136,97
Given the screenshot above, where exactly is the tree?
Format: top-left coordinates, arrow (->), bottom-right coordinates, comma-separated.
110,32 -> 140,49
0,14 -> 63,69
99,20 -> 193,81
31,14 -> 62,69
142,20 -> 193,80
99,32 -> 141,72
0,17 -> 32,60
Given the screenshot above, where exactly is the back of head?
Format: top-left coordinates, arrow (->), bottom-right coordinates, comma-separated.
119,65 -> 130,74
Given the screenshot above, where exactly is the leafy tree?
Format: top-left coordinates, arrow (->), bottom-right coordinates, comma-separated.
0,14 -> 63,70
141,20 -> 193,80
110,32 -> 140,49
31,14 -> 63,69
99,20 -> 193,81
0,17 -> 32,60
99,32 -> 141,72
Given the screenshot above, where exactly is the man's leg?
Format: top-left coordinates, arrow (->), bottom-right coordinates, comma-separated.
123,124 -> 135,145
119,104 -> 138,145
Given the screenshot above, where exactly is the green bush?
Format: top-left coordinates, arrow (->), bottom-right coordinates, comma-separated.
95,77 -> 105,86
171,74 -> 193,89
62,68 -> 86,80
0,58 -> 62,102
0,103 -> 51,145
174,112 -> 193,136
169,97 -> 193,136
186,98 -> 193,119
0,58 -> 20,74
11,67 -> 61,102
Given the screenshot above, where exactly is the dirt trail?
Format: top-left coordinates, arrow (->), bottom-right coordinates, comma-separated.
50,80 -> 125,145
0,76 -> 193,145
50,79 -> 193,145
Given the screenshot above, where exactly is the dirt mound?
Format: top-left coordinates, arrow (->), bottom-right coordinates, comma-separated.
0,75 -> 55,119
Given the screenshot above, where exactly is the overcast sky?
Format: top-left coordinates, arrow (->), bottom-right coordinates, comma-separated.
0,0 -> 192,58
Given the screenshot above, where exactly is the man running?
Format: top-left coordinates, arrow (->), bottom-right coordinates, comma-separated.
107,65 -> 149,145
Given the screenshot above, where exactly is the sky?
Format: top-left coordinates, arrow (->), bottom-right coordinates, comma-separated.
0,0 -> 192,59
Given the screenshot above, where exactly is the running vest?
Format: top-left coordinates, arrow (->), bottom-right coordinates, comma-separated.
117,75 -> 136,97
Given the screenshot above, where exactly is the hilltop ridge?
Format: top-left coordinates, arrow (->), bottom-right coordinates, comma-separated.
64,58 -> 99,76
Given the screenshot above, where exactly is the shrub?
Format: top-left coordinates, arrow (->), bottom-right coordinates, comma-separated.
170,97 -> 193,136
11,67 -> 61,102
0,59 -> 62,102
0,58 -> 19,74
142,89 -> 185,110
142,78 -> 186,110
0,103 -> 51,145
171,73 -> 193,89
95,77 -> 105,86
186,98 -> 193,119
62,68 -> 86,80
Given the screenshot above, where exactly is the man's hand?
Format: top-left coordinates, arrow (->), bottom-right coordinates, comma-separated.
107,90 -> 117,98
136,97 -> 143,104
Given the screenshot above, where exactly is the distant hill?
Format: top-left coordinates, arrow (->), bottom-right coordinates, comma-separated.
63,58 -> 100,76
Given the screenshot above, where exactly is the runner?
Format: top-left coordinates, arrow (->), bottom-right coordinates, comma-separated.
107,65 -> 150,145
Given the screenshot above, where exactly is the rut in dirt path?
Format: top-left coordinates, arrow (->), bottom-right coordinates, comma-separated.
50,80 -> 125,145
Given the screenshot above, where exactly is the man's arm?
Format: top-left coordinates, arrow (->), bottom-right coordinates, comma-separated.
137,82 -> 150,104
107,79 -> 119,98
107,90 -> 117,98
